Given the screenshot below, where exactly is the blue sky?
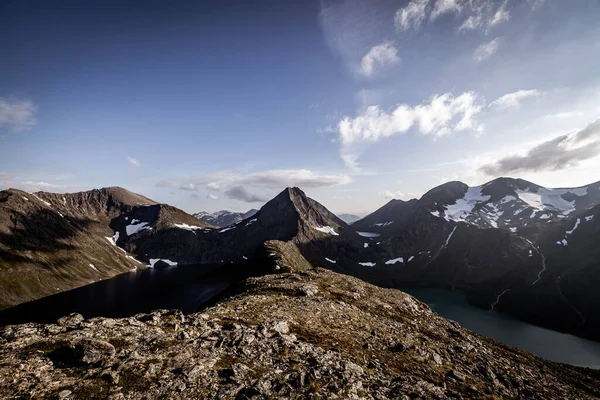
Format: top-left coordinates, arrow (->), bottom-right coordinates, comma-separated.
1,0 -> 600,215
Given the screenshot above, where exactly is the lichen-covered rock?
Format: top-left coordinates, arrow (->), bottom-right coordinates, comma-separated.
1,268 -> 599,399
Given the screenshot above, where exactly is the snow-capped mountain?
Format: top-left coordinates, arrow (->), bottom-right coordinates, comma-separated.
193,209 -> 258,228
354,177 -> 600,340
423,178 -> 600,234
2,179 -> 600,341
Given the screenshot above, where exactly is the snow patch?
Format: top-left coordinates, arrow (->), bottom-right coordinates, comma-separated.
219,226 -> 235,233
22,196 -> 29,201
385,257 -> 404,265
126,222 -> 152,236
585,215 -> 594,222
314,226 -> 339,236
89,263 -> 98,271
443,186 -> 490,223
500,195 -> 516,204
372,221 -> 393,227
539,214 -> 551,220
407,256 -> 414,262
363,243 -> 369,248
245,218 -> 258,226
31,194 -> 51,207
509,227 -> 517,233
174,223 -> 209,233
516,188 -> 580,216
556,239 -> 568,246
356,231 -> 380,238
359,262 -> 376,267
325,257 -> 336,264
149,259 -> 178,268
430,211 -> 440,217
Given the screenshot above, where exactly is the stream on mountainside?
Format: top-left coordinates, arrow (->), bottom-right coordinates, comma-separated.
404,288 -> 600,369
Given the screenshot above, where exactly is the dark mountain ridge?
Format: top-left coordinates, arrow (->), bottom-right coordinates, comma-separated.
0,187 -> 154,309
193,209 -> 258,228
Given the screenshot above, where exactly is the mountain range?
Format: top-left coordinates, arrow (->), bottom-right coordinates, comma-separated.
193,209 -> 258,228
1,177 -> 599,341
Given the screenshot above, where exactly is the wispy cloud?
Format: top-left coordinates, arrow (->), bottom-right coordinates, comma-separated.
380,189 -> 422,200
206,182 -> 220,191
179,183 -> 197,191
394,0 -> 513,34
206,194 -> 219,200
336,92 -> 484,168
359,41 -> 400,77
0,98 -> 37,133
0,178 -> 64,193
490,3 -> 510,26
489,89 -> 540,109
480,118 -> 600,175
224,186 -> 268,203
381,190 -> 405,199
457,1 -> 510,32
473,38 -> 500,63
395,0 -> 430,31
156,169 -> 351,191
127,156 -> 141,167
430,0 -> 462,21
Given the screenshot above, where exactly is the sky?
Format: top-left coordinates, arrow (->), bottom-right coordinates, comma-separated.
1,0 -> 600,215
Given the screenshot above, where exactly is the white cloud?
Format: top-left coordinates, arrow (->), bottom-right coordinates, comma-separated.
206,194 -> 219,200
473,38 -> 500,62
395,0 -> 430,31
338,92 -> 483,144
430,0 -> 462,20
382,190 -> 405,199
0,98 -> 37,133
489,89 -> 540,109
206,182 -> 220,191
337,92 -> 483,168
127,156 -> 141,167
490,4 -> 510,26
458,14 -> 484,31
359,42 -> 400,77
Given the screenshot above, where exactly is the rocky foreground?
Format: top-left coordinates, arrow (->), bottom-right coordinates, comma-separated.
1,261 -> 600,399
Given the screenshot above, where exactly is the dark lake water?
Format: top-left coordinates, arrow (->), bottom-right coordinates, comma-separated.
405,288 -> 600,369
0,264 -> 232,326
